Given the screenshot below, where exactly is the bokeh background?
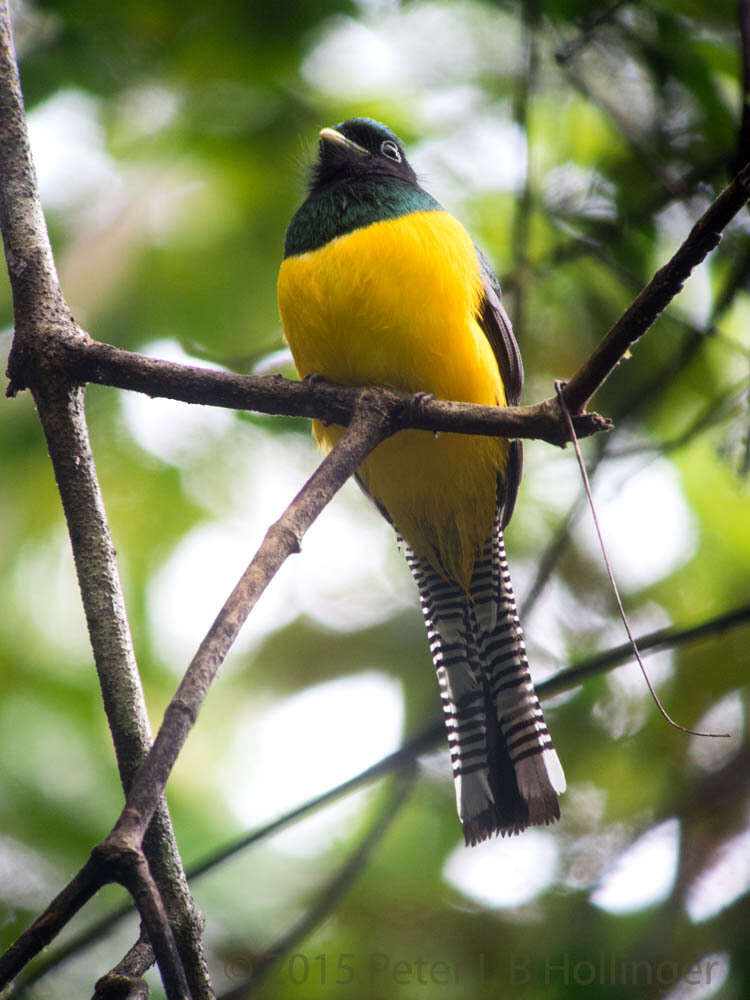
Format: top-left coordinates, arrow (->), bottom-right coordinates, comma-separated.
1,0 -> 749,997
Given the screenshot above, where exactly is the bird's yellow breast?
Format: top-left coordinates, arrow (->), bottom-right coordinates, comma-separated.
278,209 -> 509,587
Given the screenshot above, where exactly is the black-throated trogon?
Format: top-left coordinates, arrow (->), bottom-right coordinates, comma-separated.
278,118 -> 565,845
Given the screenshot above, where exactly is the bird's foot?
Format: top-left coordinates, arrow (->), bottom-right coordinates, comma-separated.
410,390 -> 435,416
409,391 -> 439,436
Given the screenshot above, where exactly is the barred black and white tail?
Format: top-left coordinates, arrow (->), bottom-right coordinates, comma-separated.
405,518 -> 565,845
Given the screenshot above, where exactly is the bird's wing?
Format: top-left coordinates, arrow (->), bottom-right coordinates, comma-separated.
477,249 -> 523,406
476,250 -> 524,529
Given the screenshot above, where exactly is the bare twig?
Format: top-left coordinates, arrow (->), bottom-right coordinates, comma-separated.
544,603 -> 750,691
0,2 -> 61,327
8,160 -> 748,445
0,856 -> 103,986
8,729 -> 438,998
555,381 -> 729,738
114,853 -> 192,1000
191,602 -> 750,834
0,844 -> 191,1000
94,938 -> 153,1000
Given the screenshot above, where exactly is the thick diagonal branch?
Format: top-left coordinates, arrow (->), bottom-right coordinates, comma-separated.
112,393 -> 393,848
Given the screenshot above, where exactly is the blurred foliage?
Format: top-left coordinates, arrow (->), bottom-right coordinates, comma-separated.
1,0 -> 750,998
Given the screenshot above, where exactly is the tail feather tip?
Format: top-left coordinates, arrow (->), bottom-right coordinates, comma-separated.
462,799 -> 561,846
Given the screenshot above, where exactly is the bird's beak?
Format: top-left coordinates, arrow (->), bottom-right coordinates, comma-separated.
318,127 -> 369,157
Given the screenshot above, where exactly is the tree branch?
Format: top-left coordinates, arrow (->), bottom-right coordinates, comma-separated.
9,159 -> 750,446
54,337 -> 609,447
94,938 -> 153,1000
31,379 -> 211,996
0,856 -> 103,986
111,850 -> 192,1000
0,841 -> 190,1000
0,1 -> 63,339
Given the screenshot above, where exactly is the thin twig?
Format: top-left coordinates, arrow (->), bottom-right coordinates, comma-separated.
220,769 -> 418,999
94,938 -> 153,1000
0,838 -> 193,999
116,854 -> 192,1000
554,380 -> 729,738
542,603 -> 750,693
8,731 -> 438,998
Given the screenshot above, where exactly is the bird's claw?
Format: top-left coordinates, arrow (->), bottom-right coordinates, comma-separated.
411,391 -> 435,416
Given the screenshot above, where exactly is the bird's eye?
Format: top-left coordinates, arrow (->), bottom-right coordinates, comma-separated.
380,140 -> 402,162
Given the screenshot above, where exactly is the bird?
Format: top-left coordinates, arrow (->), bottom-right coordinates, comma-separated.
277,117 -> 565,845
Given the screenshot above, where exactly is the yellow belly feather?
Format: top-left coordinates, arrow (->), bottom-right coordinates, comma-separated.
278,210 -> 509,588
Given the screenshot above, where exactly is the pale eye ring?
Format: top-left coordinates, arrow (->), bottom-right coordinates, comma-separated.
380,140 -> 402,162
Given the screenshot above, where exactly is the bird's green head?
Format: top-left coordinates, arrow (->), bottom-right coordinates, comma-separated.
310,117 -> 417,192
